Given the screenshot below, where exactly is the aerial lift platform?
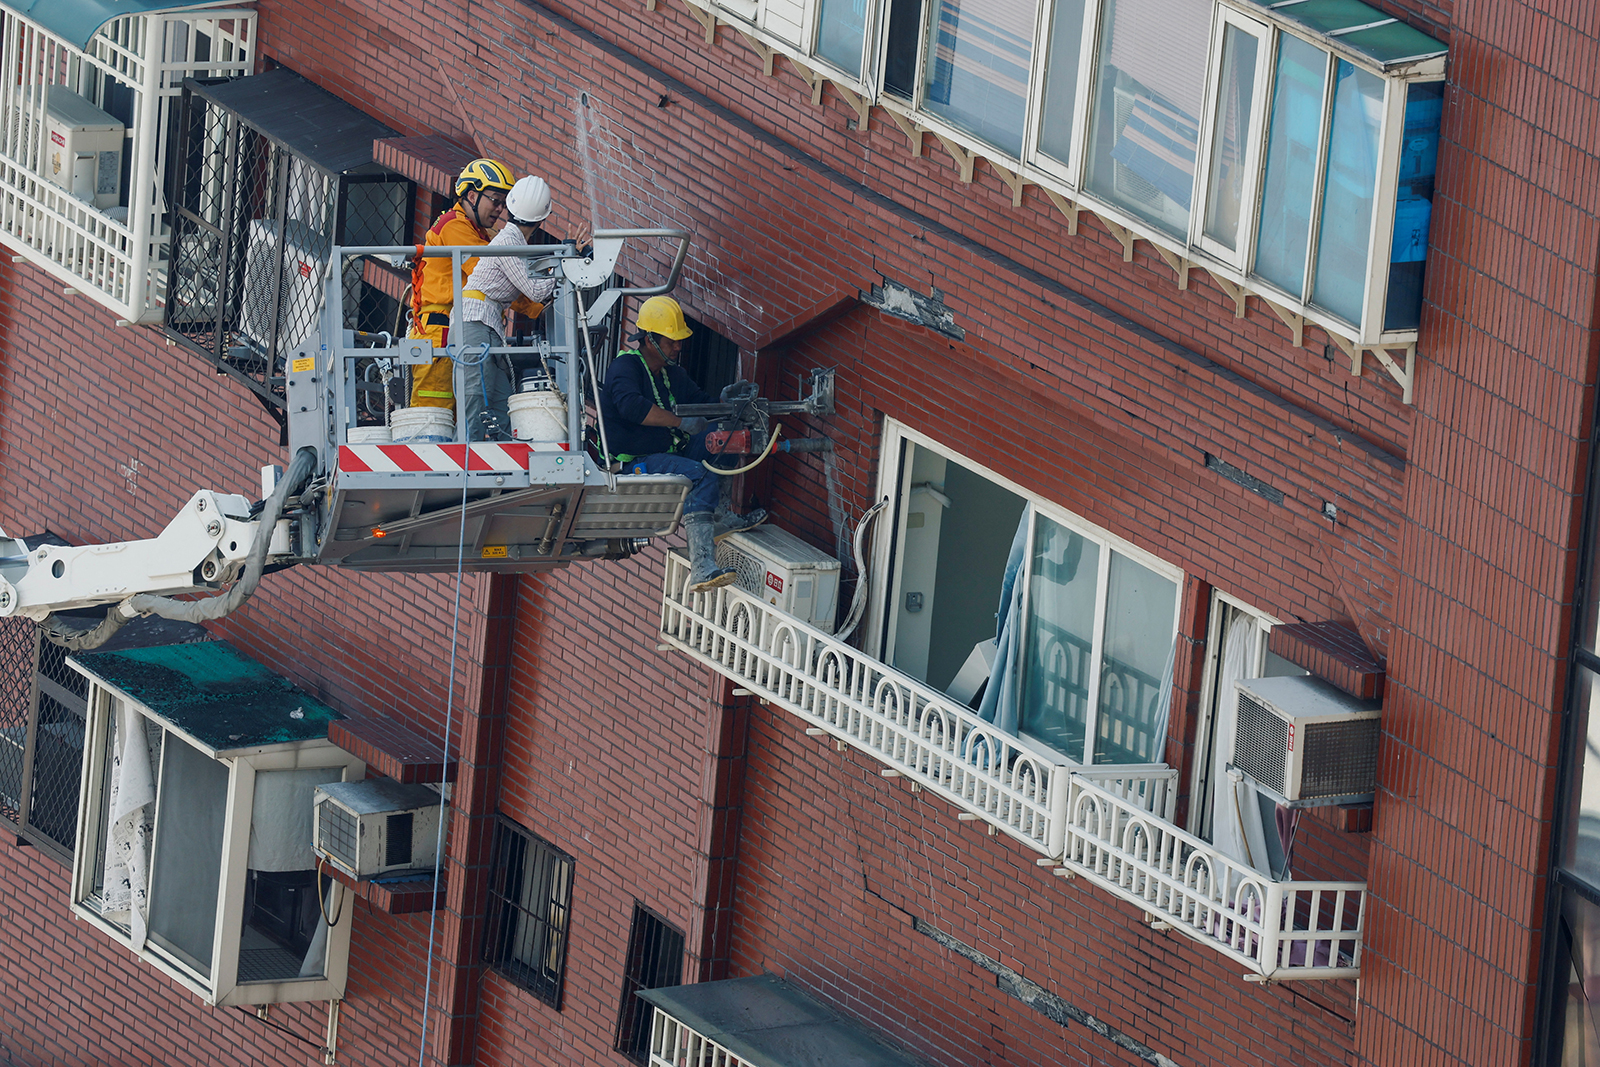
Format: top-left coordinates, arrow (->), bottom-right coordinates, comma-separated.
0,228 -> 830,638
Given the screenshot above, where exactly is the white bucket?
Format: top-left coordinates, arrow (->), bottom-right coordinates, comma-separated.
389,407 -> 455,443
346,425 -> 392,444
508,388 -> 568,444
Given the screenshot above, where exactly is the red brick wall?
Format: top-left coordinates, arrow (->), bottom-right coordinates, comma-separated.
0,262 -> 484,1062
1,0 -> 1588,1063
1359,5 -> 1600,1066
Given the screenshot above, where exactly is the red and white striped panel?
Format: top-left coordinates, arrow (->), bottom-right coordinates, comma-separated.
337,442 -> 556,474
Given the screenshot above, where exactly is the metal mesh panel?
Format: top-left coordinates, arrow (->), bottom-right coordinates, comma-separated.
1301,718 -> 1381,797
1234,694 -> 1287,794
317,800 -> 358,869
615,903 -> 685,1063
483,819 -> 575,1008
27,693 -> 85,853
164,87 -> 413,422
0,619 -> 36,827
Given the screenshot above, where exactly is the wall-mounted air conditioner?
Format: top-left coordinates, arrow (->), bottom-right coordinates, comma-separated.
45,86 -> 123,209
1232,675 -> 1381,804
313,778 -> 441,879
715,525 -> 841,633
238,217 -> 326,355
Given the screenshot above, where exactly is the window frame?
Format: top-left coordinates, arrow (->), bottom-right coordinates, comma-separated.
482,817 -> 576,1009
681,0 -> 1445,349
871,419 -> 1183,766
1186,590 -> 1279,837
69,683 -> 364,1007
1189,6 -> 1273,267
613,902 -> 687,1063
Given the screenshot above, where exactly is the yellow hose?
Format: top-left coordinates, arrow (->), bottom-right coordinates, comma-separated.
704,423 -> 782,475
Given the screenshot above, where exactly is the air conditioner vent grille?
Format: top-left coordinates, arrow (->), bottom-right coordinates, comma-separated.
319,801 -> 358,869
1236,694 -> 1287,794
718,544 -> 769,595
1301,719 -> 1381,797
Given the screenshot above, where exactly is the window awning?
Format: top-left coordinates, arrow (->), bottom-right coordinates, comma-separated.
638,975 -> 923,1067
186,68 -> 397,176
1240,0 -> 1447,73
0,0 -> 251,51
70,640 -> 342,757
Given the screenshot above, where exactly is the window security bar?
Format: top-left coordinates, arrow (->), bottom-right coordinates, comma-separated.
0,8 -> 256,324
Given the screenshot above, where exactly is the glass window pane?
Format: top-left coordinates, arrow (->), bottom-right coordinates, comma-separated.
1382,81 -> 1443,331
1034,0 -> 1087,166
1019,515 -> 1100,761
1548,886 -> 1600,1066
1094,552 -> 1177,764
1582,456 -> 1600,656
238,767 -> 344,983
883,0 -> 924,100
146,734 -> 228,978
1310,60 -> 1385,324
1083,0 -> 1212,237
1563,667 -> 1600,887
816,0 -> 869,79
1253,35 -> 1328,298
1201,24 -> 1260,251
921,0 -> 1039,157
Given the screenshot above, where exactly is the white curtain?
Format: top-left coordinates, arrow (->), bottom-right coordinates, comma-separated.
1209,614 -> 1272,875
102,703 -> 157,950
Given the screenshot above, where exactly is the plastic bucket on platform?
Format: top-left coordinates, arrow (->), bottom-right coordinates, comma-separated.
389,407 -> 454,443
346,425 -> 392,444
508,386 -> 568,445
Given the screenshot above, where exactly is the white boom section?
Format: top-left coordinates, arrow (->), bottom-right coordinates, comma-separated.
0,491 -> 260,620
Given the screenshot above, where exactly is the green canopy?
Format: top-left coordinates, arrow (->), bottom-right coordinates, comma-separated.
0,0 -> 250,51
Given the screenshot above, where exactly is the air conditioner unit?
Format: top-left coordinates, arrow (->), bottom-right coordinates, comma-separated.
44,86 -> 124,209
312,778 -> 442,879
714,525 -> 842,633
1232,675 -> 1381,803
239,217 -> 327,355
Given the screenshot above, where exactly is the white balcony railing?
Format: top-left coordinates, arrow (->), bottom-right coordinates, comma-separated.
1063,777 -> 1365,980
661,551 -> 1176,856
661,550 -> 1367,981
649,1008 -> 749,1067
0,7 -> 256,324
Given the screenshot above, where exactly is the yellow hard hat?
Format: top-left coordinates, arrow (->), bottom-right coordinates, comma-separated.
455,158 -> 515,197
636,296 -> 693,341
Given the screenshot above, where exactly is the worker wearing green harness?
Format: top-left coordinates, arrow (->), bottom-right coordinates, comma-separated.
599,297 -> 762,592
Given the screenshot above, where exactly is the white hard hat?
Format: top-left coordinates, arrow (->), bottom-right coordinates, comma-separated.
506,175 -> 552,225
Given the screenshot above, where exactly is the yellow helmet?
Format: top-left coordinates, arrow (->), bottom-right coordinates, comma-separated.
635,296 -> 693,341
455,158 -> 515,198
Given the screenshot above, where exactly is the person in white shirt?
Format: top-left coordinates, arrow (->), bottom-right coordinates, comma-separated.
455,175 -> 559,440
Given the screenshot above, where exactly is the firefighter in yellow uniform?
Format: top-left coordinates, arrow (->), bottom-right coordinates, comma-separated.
407,158 -> 515,410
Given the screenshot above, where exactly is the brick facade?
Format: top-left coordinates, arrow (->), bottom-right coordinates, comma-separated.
0,0 -> 1594,1064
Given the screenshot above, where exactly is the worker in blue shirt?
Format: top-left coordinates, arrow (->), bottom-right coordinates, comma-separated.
599,296 -> 761,592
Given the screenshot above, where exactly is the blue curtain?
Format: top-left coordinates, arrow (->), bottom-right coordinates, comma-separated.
977,513 -> 1029,735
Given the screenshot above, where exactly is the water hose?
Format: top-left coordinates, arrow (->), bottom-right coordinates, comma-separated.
704,423 -> 782,475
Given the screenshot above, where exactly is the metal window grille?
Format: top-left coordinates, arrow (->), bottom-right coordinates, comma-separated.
483,818 -> 575,1008
0,619 -> 89,865
614,903 -> 686,1063
162,76 -> 414,430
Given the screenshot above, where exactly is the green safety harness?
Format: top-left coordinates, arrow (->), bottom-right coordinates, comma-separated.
612,351 -> 690,464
